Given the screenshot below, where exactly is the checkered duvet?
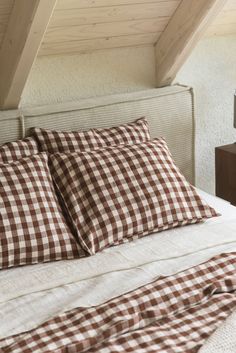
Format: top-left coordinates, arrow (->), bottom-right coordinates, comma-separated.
1,252 -> 236,353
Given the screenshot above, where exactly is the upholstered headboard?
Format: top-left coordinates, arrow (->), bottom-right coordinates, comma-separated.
0,85 -> 195,183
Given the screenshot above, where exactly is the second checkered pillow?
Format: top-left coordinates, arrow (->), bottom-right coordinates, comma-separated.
50,139 -> 218,255
32,118 -> 150,153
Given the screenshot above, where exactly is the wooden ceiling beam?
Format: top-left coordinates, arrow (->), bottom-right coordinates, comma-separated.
155,0 -> 227,88
0,0 -> 57,110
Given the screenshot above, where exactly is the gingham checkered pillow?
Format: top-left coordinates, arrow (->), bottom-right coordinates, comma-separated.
0,137 -> 39,164
0,153 -> 83,269
50,138 -> 218,255
32,117 -> 150,153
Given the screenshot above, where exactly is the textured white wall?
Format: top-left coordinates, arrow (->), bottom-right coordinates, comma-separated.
21,36 -> 236,194
176,34 -> 236,194
21,46 -> 156,106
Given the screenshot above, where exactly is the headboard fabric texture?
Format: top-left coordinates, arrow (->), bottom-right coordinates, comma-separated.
0,85 -> 195,184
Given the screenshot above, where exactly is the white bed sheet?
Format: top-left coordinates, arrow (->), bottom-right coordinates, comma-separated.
1,189 -> 236,340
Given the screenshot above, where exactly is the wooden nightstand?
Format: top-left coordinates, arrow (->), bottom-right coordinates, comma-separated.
215,144 -> 236,206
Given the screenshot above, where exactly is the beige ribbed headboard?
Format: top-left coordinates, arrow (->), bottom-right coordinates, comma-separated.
0,85 -> 195,183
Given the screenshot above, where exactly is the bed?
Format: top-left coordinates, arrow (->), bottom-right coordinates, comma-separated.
0,85 -> 235,353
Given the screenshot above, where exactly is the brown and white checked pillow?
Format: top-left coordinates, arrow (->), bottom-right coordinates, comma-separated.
0,153 -> 84,269
0,137 -> 39,164
50,139 -> 218,255
32,117 -> 150,153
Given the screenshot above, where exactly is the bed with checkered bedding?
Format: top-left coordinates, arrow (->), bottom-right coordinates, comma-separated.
0,190 -> 236,353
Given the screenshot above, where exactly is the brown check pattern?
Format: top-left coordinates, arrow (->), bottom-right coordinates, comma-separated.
0,153 -> 83,269
50,138 -> 218,255
1,252 -> 235,353
0,137 -> 39,164
32,117 -> 150,153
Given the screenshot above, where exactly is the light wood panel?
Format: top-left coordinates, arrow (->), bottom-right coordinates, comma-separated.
207,23 -> 236,36
40,33 -> 160,56
44,18 -> 169,43
207,0 -> 236,36
50,2 -> 179,27
213,10 -> 236,25
0,0 -> 57,109
40,0 -> 179,56
155,0 -> 227,87
56,0 -> 179,10
46,0 -> 235,57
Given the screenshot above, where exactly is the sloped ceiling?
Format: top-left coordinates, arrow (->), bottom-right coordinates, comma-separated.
0,0 -> 235,57
41,0 -> 236,56
0,0 -> 234,109
40,0 -> 181,56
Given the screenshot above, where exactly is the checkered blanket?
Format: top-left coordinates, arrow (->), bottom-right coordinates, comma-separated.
1,252 -> 236,353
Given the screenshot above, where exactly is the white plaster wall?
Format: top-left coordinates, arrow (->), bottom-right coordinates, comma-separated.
21,46 -> 156,106
176,34 -> 236,194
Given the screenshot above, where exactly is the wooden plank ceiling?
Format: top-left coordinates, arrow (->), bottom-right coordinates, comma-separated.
40,0 -> 181,56
208,0 -> 236,36
0,0 -> 234,109
0,0 -> 236,55
0,0 -> 234,57
40,0 -> 236,56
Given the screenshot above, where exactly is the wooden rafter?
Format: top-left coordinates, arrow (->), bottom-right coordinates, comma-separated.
155,0 -> 227,87
0,0 -> 57,110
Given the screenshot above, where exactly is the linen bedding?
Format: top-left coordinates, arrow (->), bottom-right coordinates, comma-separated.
0,190 -> 236,352
0,153 -> 83,269
0,137 -> 39,164
50,139 -> 217,255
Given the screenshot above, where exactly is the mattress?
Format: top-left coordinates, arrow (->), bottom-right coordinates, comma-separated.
0,189 -> 236,341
